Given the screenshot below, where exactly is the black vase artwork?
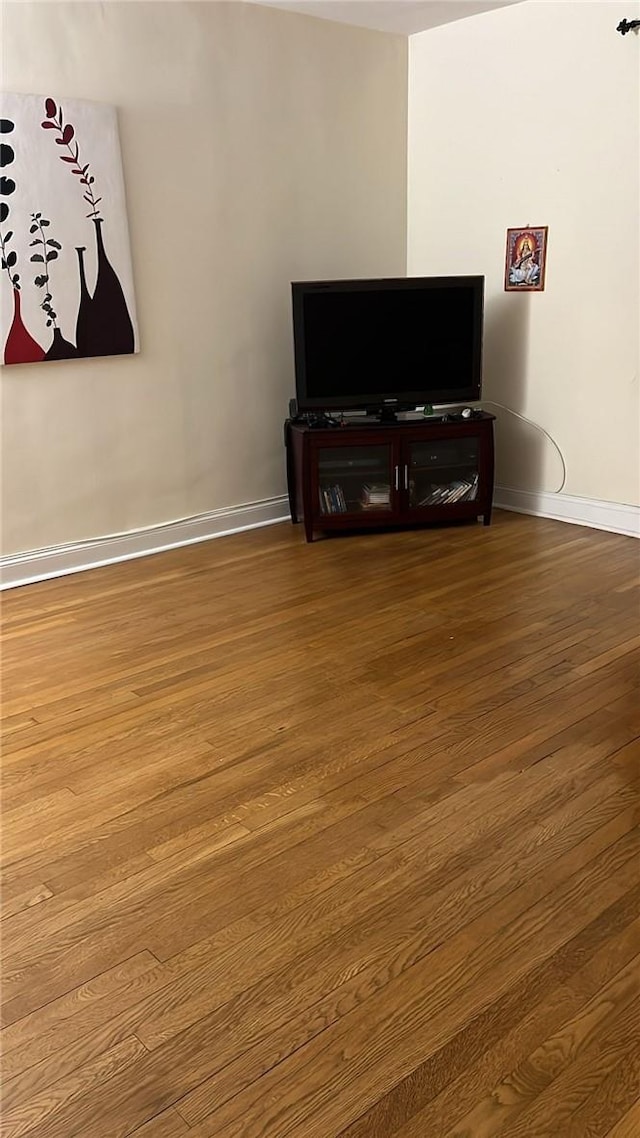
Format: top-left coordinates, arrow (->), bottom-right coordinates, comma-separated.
44,98 -> 136,361
74,220 -> 134,357
89,218 -> 135,355
1,93 -> 138,367
74,245 -> 93,357
45,327 -> 78,361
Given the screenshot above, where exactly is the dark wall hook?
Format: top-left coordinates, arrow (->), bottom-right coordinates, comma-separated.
617,18 -> 640,35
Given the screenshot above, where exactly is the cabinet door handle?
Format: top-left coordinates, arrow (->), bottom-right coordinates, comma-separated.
404,465 -> 409,490
394,465 -> 399,491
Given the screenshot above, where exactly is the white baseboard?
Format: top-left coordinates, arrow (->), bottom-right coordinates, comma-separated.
494,487 -> 640,539
0,497 -> 290,590
3,488 -> 636,590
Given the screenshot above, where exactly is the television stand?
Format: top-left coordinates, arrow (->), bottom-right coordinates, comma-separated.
285,413 -> 495,542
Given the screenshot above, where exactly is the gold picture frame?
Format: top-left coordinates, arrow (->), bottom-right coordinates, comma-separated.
504,226 -> 548,292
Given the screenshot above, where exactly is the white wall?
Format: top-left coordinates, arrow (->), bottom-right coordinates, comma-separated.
1,1 -> 407,556
409,1 -> 640,505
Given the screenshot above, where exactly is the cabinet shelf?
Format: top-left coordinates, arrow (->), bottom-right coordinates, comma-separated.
320,469 -> 387,480
285,414 -> 495,542
411,463 -> 477,474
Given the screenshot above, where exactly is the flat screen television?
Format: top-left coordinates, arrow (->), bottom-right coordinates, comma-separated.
291,275 -> 484,418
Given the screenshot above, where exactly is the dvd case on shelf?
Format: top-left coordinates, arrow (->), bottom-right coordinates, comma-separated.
417,472 -> 478,507
360,483 -> 391,510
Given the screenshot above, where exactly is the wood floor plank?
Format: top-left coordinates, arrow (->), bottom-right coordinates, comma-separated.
0,1036 -> 148,1135
1,951 -> 158,1054
604,1101 -> 640,1137
173,840 -> 640,1138
126,1109 -> 191,1137
0,763 -> 629,1095
562,1051 -> 640,1138
339,897 -> 640,1138
35,821 -> 636,1138
479,995 -> 640,1138
441,955 -> 640,1137
1,513 -> 638,1137
139,781 -> 639,1054
0,713 -> 37,734
0,793 -> 396,1013
170,821 -> 640,1133
0,883 -> 53,921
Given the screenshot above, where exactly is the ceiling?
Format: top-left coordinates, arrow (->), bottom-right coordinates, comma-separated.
251,1 -> 522,37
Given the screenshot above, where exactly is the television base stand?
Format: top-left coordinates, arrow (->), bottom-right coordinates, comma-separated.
285,413 -> 495,542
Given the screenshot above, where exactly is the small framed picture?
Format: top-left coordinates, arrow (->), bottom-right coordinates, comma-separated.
504,226 -> 548,291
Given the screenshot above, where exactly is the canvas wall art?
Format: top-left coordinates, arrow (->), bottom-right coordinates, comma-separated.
0,93 -> 138,365
504,226 -> 548,292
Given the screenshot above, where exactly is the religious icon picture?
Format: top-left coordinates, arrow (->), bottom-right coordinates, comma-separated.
504,226 -> 548,292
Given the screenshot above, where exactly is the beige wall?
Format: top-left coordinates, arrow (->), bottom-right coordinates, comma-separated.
409,1 -> 640,504
1,1 -> 407,555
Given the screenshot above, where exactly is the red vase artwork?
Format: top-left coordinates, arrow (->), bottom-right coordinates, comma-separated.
1,117 -> 46,364
3,287 -> 46,365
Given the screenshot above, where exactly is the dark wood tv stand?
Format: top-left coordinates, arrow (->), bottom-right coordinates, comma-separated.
285,413 -> 495,542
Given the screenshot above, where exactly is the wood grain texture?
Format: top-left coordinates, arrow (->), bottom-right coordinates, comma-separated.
1,512 -> 638,1137
605,1101 -> 640,1137
441,957 -> 639,1137
339,897 -> 640,1138
0,883 -> 53,921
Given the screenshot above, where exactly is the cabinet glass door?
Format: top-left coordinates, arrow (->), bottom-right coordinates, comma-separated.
406,436 -> 480,510
316,444 -> 394,517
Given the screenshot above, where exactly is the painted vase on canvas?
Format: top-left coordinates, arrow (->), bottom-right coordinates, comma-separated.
3,288 -> 46,365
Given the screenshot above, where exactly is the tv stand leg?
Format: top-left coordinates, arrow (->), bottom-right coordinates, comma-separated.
483,507 -> 492,526
304,515 -> 314,542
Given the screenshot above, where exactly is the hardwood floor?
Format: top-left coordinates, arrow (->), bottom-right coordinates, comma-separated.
1,510 -> 638,1138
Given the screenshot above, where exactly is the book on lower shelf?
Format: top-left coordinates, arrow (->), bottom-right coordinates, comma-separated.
360,482 -> 391,510
319,484 -> 348,514
418,472 -> 479,506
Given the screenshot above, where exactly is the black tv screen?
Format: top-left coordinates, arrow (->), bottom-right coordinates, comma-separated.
292,276 -> 484,413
